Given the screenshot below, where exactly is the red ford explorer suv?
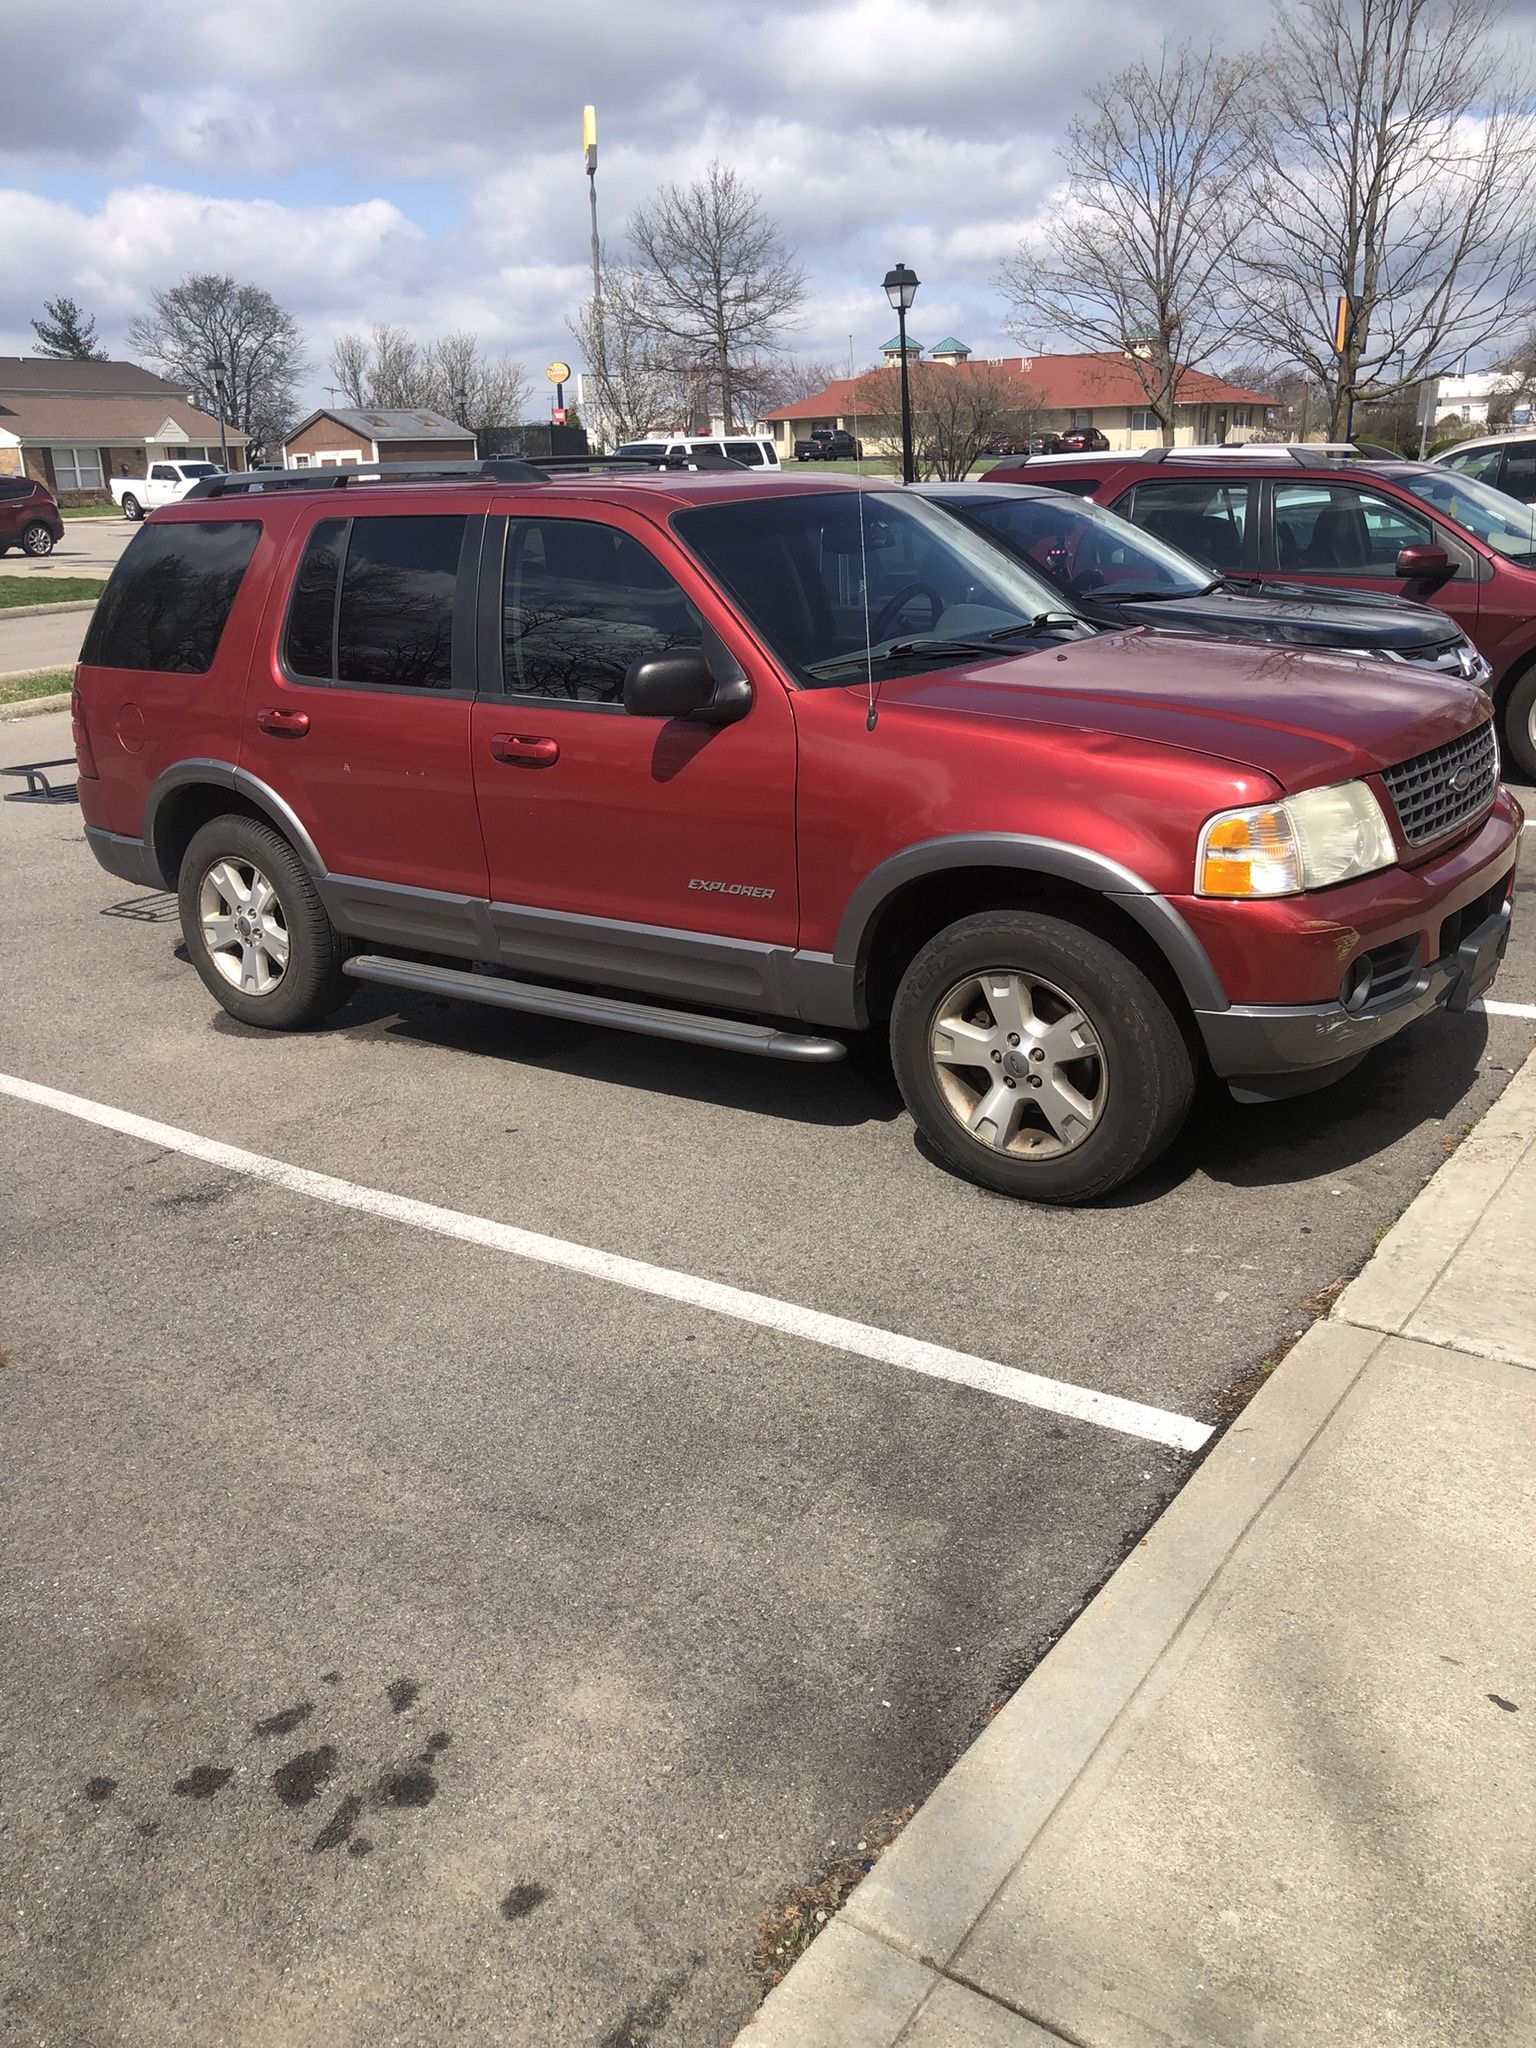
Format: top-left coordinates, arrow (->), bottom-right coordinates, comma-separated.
984,445 -> 1536,779
72,462 -> 1520,1203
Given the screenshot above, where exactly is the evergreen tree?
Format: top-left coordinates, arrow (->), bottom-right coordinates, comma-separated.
31,297 -> 106,361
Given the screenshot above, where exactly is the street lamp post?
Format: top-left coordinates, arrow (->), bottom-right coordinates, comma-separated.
211,368 -> 230,470
883,262 -> 920,484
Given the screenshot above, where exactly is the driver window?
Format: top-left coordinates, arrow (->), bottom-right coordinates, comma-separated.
502,518 -> 703,706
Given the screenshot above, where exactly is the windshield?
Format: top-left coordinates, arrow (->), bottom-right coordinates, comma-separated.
1395,468 -> 1536,565
672,490 -> 1082,683
616,442 -> 668,457
954,490 -> 1215,600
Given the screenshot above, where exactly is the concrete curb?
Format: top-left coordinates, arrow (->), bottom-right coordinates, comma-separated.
0,598 -> 98,621
0,690 -> 73,719
737,1048 -> 1536,2046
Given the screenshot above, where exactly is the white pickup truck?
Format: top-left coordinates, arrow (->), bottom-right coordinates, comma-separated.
110,461 -> 223,520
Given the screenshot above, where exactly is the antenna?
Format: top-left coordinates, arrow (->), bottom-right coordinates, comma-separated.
848,334 -> 877,732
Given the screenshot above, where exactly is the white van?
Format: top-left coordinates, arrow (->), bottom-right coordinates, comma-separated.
613,435 -> 781,471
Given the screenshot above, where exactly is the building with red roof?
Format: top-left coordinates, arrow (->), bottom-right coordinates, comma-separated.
762,349 -> 1273,460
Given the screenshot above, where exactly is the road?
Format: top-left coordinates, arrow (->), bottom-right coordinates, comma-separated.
0,605 -> 93,676
2,703 -> 1532,2047
0,514 -> 136,580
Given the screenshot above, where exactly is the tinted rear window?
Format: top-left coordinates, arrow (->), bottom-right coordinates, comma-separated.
0,478 -> 36,501
283,514 -> 466,690
82,519 -> 260,673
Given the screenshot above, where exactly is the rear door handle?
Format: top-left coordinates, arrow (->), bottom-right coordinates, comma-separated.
256,708 -> 310,738
490,733 -> 559,766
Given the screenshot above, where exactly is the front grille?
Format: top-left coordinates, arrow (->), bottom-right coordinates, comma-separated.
1380,720 -> 1498,848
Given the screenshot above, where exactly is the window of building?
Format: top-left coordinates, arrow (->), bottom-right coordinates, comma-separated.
1072,410 -> 1094,429
1232,408 -> 1252,428
53,445 -> 105,491
1272,482 -> 1433,573
81,521 -> 260,673
1130,409 -> 1156,433
283,514 -> 466,689
502,518 -> 703,705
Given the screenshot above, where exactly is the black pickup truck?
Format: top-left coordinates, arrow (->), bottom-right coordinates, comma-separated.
794,427 -> 863,461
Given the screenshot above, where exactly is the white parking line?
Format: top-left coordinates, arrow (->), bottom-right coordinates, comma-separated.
0,1069 -> 1211,1455
1476,998 -> 1536,1019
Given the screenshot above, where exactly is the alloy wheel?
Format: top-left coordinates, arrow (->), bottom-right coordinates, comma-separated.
22,524 -> 54,556
198,858 -> 290,996
928,967 -> 1106,1158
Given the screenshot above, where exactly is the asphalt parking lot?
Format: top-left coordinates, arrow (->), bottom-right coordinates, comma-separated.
0,514 -> 136,580
2,702 -> 1532,2048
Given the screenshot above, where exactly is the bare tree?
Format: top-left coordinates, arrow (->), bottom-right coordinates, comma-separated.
853,360 -> 1042,479
1239,0 -> 1536,436
568,265 -> 683,446
1000,41 -> 1256,444
328,325 -> 529,434
127,274 -> 307,458
628,162 -> 805,432
31,296 -> 106,361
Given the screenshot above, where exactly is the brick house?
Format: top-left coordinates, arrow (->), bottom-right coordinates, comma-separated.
0,357 -> 248,504
280,408 -> 476,468
763,349 -> 1274,460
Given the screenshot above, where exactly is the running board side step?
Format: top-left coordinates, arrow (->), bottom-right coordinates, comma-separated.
342,954 -> 847,1063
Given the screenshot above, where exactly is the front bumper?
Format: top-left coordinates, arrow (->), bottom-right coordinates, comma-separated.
1197,896 -> 1513,1102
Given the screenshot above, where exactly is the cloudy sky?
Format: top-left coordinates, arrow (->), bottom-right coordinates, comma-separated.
7,0 -> 1257,405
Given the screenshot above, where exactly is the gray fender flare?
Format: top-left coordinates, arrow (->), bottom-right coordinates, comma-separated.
832,832 -> 1228,1017
142,758 -> 329,884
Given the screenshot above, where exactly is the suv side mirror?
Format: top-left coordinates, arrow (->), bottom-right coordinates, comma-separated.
622,644 -> 752,725
1397,542 -> 1450,579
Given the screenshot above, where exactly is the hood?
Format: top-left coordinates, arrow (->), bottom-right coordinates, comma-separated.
1087,582 -> 1461,657
879,628 -> 1488,791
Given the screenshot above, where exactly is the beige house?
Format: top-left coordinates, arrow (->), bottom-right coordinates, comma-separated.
0,357 -> 247,503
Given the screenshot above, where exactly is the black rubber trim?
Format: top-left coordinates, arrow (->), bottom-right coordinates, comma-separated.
142,759 -> 330,881
84,824 -> 163,890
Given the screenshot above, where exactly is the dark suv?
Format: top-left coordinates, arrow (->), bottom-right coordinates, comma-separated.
986,447 -> 1536,776
916,481 -> 1489,680
0,476 -> 63,556
71,461 -> 1520,1203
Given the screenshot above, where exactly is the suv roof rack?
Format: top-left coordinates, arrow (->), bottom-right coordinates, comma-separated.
1009,441 -> 1387,470
184,449 -> 747,500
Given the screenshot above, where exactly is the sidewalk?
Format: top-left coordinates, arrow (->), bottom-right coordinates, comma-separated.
0,605 -> 91,677
741,1046 -> 1536,2048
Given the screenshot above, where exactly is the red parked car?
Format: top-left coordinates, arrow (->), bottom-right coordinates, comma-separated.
983,447 -> 1536,777
0,476 -> 64,556
72,463 -> 1519,1202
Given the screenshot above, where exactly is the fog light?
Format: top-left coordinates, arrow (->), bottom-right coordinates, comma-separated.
1340,957 -> 1374,1013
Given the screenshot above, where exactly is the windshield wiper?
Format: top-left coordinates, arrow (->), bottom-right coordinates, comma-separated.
805,617 -> 1085,679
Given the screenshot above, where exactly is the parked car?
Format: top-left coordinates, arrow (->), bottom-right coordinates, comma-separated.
794,429 -> 863,461
73,465 -> 1519,1204
0,476 -> 64,556
1059,426 -> 1111,453
985,446 -> 1536,776
1431,432 -> 1536,506
915,480 -> 1490,682
613,435 -> 780,471
110,461 -> 224,521
1027,433 -> 1065,456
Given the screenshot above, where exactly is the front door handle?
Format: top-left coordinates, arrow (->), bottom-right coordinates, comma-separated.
256,708 -> 310,738
490,733 -> 560,767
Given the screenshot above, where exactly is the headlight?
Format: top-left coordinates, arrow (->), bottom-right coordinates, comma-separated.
1196,781 -> 1396,897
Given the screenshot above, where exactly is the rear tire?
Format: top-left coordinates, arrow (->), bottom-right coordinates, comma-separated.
890,910 -> 1195,1203
1502,664 -> 1536,782
21,522 -> 55,556
178,814 -> 351,1031
121,495 -> 142,521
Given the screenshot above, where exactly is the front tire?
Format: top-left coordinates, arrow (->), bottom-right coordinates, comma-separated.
121,494 -> 142,521
178,814 -> 351,1031
1502,664 -> 1536,782
890,910 -> 1195,1203
21,522 -> 55,556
